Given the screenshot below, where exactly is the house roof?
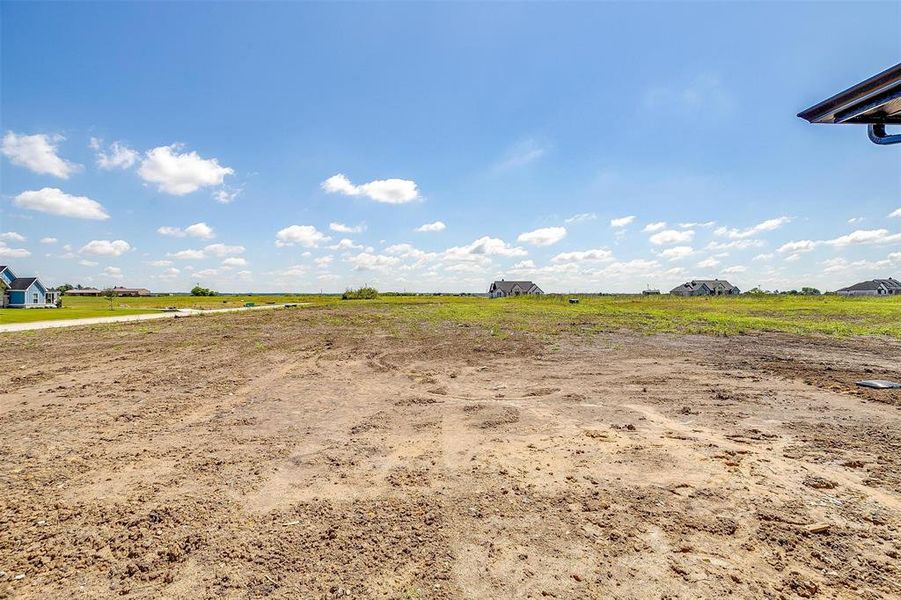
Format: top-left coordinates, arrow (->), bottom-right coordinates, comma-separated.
798,63 -> 901,125
838,278 -> 901,292
8,277 -> 39,290
491,280 -> 538,293
672,279 -> 737,292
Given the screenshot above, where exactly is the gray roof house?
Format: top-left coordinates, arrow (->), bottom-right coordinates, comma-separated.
488,280 -> 544,298
836,278 -> 901,296
0,265 -> 59,308
670,279 -> 740,297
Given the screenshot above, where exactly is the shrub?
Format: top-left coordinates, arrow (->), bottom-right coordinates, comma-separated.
191,285 -> 218,297
342,286 -> 379,300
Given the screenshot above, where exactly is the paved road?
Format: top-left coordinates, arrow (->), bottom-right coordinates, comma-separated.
0,304 -> 301,333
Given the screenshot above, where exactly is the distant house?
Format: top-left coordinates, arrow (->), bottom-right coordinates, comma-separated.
488,280 -> 544,298
64,287 -> 103,296
109,286 -> 152,297
836,278 -> 901,296
670,279 -> 740,296
0,265 -> 59,308
65,286 -> 151,297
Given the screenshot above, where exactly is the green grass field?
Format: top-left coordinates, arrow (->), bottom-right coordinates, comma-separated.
2,293 -> 899,337
0,294 -> 317,325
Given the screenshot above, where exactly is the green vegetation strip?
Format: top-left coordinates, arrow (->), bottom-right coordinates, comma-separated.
2,294 -> 899,338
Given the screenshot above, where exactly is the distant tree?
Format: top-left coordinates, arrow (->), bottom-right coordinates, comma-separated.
102,288 -> 118,310
745,287 -> 769,295
55,283 -> 74,293
801,287 -> 821,296
341,286 -> 379,300
191,284 -> 218,297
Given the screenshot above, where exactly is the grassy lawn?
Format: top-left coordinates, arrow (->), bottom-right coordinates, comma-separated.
2,293 -> 900,337
0,294 -> 318,325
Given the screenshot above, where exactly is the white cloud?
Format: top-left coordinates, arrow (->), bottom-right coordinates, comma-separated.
157,222 -> 215,240
551,248 -> 614,263
517,226 -> 567,247
778,229 -> 901,255
329,222 -> 366,234
148,260 -> 173,267
80,239 -> 131,257
203,243 -> 244,257
826,229 -> 901,248
848,217 -> 865,224
321,173 -> 420,204
564,213 -> 597,224
706,239 -> 765,251
444,236 -> 527,261
13,188 -> 110,220
0,242 -> 30,258
678,221 -> 716,228
346,252 -> 401,271
40,237 -> 58,244
213,188 -> 240,204
659,246 -> 694,261
0,232 -> 26,242
643,222 -> 667,233
715,216 -> 790,239
752,253 -> 774,261
722,265 -> 747,274
222,257 -> 247,267
384,243 -> 435,262
103,266 -> 123,278
2,132 -> 81,178
696,257 -> 720,268
138,145 -> 234,195
511,260 -> 536,270
415,221 -> 446,232
777,240 -> 816,254
78,259 -> 98,267
90,138 -> 138,170
314,256 -> 333,267
169,249 -> 206,260
889,208 -> 901,218
650,229 -> 694,245
494,139 -> 547,170
157,226 -> 185,238
185,222 -> 215,239
330,238 -> 364,251
610,215 -> 636,228
275,225 -> 330,248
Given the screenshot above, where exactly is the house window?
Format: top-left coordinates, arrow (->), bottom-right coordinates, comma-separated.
33,293 -> 39,304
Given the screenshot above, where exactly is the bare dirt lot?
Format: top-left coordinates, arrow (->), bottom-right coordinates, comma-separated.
1,305 -> 899,599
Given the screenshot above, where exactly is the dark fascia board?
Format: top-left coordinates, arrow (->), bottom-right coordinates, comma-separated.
798,62 -> 901,125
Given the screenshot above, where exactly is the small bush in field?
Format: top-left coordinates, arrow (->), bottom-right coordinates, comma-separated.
342,286 -> 379,300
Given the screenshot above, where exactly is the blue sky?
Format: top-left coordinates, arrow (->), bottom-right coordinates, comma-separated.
1,2 -> 899,293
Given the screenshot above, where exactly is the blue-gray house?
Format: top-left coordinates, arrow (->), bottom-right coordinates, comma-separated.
0,265 -> 58,308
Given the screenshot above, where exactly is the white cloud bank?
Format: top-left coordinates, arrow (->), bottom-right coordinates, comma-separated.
138,145 -> 233,195
715,216 -> 790,239
778,229 -> 901,254
80,239 -> 132,257
329,222 -> 366,234
1,132 -> 81,178
12,188 -> 110,220
157,222 -> 215,240
649,229 -> 694,245
517,226 -> 566,247
90,138 -> 138,170
321,173 -> 420,204
610,215 -> 636,228
275,225 -> 331,248
416,221 -> 446,233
